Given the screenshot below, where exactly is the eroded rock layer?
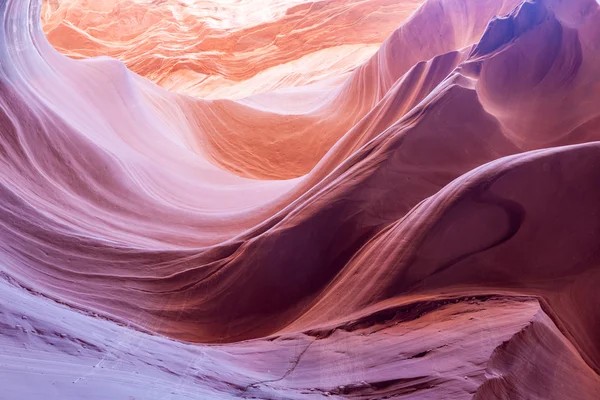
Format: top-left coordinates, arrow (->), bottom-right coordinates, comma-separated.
1,0 -> 599,398
41,0 -> 423,98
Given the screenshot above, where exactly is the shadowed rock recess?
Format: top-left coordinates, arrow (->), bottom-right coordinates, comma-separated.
1,0 -> 599,398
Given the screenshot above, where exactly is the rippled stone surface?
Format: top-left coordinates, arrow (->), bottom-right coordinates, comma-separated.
1,0 -> 599,398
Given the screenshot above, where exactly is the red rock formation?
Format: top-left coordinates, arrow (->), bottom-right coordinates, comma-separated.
41,0 -> 423,98
0,0 -> 599,398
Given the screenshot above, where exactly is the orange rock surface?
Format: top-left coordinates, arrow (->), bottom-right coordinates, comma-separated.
41,0 -> 422,98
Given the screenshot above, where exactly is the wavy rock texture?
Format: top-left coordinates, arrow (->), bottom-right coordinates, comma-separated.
41,0 -> 423,98
1,0 -> 600,398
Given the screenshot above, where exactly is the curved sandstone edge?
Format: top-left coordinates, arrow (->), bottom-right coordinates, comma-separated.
0,0 -> 599,398
3,276 -> 597,399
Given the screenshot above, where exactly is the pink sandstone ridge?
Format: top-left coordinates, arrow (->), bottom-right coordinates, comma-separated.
0,0 -> 599,398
